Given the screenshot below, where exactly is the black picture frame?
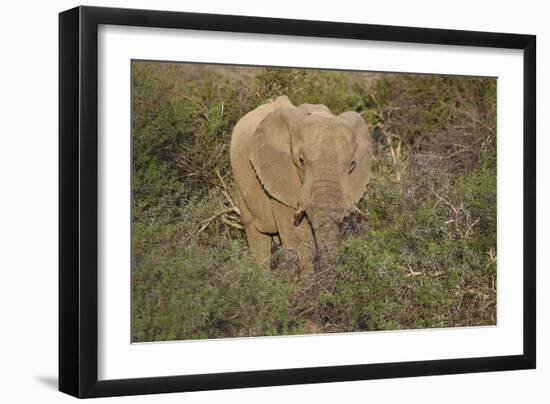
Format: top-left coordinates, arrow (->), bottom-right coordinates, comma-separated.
59,5 -> 536,398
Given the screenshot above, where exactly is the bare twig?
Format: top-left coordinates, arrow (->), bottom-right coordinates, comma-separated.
406,267 -> 423,277
191,169 -> 245,236
221,215 -> 244,230
384,132 -> 402,182
195,208 -> 234,235
295,305 -> 318,318
216,169 -> 241,216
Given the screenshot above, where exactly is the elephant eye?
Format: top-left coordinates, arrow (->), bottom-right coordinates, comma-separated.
298,156 -> 305,167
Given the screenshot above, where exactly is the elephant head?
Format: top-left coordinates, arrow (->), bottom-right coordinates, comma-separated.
250,102 -> 372,273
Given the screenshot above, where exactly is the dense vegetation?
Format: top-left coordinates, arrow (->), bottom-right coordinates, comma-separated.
132,61 -> 497,342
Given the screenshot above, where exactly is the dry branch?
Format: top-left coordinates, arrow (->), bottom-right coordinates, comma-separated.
195,207 -> 235,236
216,169 -> 240,216
221,215 -> 244,230
194,170 -> 244,236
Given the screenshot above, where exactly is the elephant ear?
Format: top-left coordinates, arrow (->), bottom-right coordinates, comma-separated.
250,107 -> 304,208
339,111 -> 373,206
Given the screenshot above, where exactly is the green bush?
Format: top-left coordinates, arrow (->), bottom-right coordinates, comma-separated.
131,62 -> 497,341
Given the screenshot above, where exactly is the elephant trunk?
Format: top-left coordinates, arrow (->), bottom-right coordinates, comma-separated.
304,166 -> 345,291
312,219 -> 340,290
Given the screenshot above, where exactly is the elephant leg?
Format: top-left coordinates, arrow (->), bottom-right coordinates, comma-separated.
244,225 -> 272,266
236,189 -> 272,266
270,201 -> 316,278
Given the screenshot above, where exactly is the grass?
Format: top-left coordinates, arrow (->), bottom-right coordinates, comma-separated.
131,61 -> 497,342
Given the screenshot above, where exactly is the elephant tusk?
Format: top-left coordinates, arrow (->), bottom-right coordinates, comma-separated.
351,205 -> 368,220
293,204 -> 306,226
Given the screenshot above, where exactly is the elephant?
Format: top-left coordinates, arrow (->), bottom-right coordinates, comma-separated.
230,95 -> 372,283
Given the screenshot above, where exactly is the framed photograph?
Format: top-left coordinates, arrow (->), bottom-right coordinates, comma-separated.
59,6 -> 536,398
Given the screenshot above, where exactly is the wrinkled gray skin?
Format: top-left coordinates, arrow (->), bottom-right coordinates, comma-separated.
230,96 -> 372,281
